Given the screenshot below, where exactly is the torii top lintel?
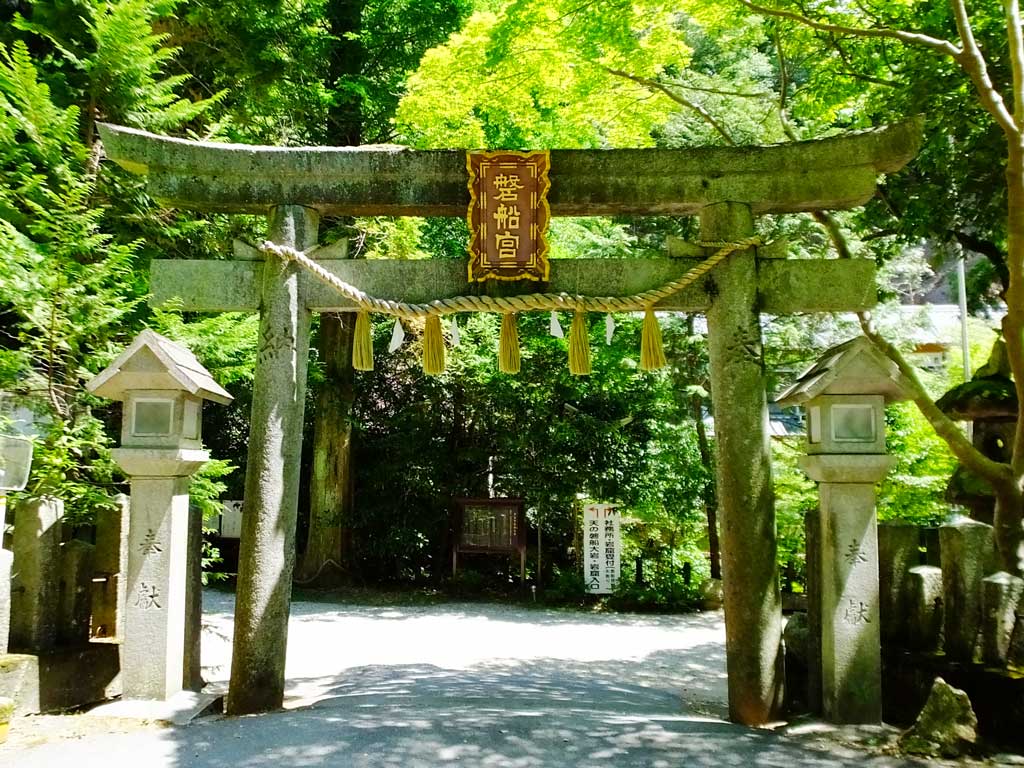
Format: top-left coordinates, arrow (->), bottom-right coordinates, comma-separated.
97,120 -> 921,218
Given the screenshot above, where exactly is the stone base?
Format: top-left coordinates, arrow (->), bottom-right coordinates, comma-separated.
0,644 -> 121,715
87,690 -> 221,725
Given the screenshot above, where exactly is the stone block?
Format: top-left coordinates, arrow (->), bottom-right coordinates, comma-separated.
940,519 -> 997,662
981,572 -> 1023,667
906,565 -> 944,652
878,522 -> 920,643
0,549 -> 11,655
1008,608 -> 1024,668
58,539 -> 95,646
0,645 -> 121,715
91,494 -> 129,640
0,654 -> 39,715
10,496 -> 63,652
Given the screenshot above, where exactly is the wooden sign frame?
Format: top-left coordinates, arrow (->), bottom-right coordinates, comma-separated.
466,150 -> 551,282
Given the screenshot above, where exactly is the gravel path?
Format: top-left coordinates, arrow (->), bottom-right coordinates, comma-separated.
2,591 -> 928,767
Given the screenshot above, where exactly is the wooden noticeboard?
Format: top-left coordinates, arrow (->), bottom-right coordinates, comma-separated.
452,497 -> 527,584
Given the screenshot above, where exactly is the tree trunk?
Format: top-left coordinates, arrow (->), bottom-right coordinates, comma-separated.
1000,139 -> 1024,575
692,394 -> 721,580
297,314 -> 356,585
297,0 -> 364,586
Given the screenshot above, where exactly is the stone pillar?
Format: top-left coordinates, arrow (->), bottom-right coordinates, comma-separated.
701,202 -> 782,725
803,454 -> 892,724
57,539 -> 95,646
981,571 -> 1023,666
804,510 -> 822,714
10,496 -> 63,652
0,495 -> 10,654
878,522 -> 919,643
183,503 -> 203,691
227,205 -> 318,715
940,519 -> 997,662
91,494 -> 129,640
119,473 -> 194,700
906,565 -> 943,652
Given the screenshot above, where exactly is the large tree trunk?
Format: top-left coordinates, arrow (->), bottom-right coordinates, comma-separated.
298,0 -> 364,586
1000,140 -> 1024,574
692,394 -> 721,580
297,314 -> 356,585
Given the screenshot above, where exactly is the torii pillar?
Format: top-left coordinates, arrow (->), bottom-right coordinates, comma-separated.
96,119 -> 921,724
702,202 -> 782,722
227,205 -> 318,714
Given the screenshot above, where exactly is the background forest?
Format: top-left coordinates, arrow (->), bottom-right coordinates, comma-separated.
0,0 -> 1007,606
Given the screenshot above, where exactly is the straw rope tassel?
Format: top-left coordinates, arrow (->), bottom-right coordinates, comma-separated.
352,309 -> 374,371
640,308 -> 667,371
422,314 -> 445,375
569,310 -> 591,375
499,313 -> 521,374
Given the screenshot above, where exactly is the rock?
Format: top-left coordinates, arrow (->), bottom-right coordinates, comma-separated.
898,678 -> 978,758
700,578 -> 724,610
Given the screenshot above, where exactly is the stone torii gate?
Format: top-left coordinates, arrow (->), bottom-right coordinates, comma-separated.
98,120 -> 920,726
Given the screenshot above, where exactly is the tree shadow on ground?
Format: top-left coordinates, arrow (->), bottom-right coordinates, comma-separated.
173,651 -> 917,768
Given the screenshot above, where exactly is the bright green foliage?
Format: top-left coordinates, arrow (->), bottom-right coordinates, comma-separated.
0,1 -> 225,521
396,5 -> 686,148
880,402 -> 956,525
0,40 -> 140,520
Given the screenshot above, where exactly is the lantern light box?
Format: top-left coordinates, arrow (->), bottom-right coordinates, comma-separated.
776,337 -> 909,455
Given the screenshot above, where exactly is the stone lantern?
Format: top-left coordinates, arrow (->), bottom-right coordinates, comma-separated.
936,338 -> 1016,524
777,336 -> 910,724
87,330 -> 230,702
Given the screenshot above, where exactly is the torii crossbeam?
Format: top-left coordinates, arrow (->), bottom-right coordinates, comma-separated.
98,119 -> 921,726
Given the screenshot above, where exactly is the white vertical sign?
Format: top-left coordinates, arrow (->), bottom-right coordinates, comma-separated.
583,503 -> 621,594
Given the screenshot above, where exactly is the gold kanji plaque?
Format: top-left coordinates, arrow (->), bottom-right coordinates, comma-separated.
466,150 -> 551,282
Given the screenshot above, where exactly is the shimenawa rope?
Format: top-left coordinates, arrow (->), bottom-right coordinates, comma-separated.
257,236 -> 760,373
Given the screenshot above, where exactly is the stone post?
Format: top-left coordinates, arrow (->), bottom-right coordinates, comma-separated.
112,462 -> 204,700
10,496 -> 63,652
701,202 -> 783,725
940,519 -> 997,662
91,494 -> 129,640
981,571 -> 1023,666
878,522 -> 919,643
57,538 -> 95,646
803,455 -> 893,724
906,565 -> 943,652
227,205 -> 318,715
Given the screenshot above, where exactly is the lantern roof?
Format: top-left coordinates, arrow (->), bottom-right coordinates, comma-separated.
776,336 -> 910,407
936,338 -> 1017,421
87,329 -> 232,404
